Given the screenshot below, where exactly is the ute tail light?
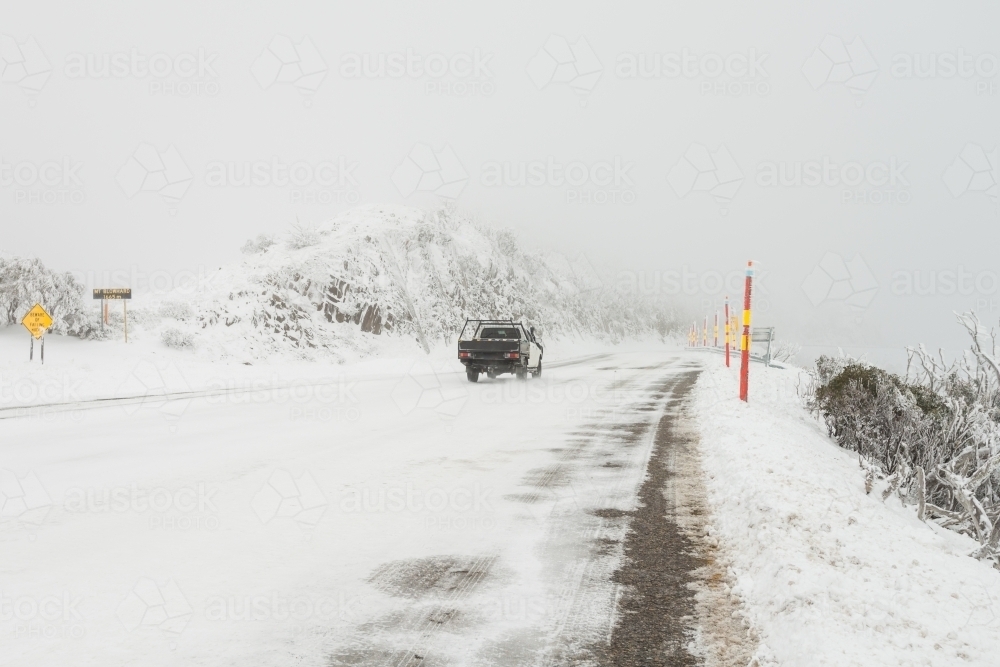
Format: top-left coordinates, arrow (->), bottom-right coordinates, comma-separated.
459,351 -> 471,358
504,352 -> 520,359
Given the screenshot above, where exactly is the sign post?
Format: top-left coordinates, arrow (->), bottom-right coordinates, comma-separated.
93,289 -> 132,342
751,327 -> 776,367
21,304 -> 53,364
739,261 -> 754,402
724,297 -> 730,367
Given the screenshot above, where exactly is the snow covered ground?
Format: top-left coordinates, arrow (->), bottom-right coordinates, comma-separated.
1,334 -> 693,666
692,356 -> 1000,666
9,327 -> 1000,666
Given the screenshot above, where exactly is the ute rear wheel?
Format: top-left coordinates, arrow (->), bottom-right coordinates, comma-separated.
532,360 -> 542,378
516,366 -> 527,380
466,368 -> 479,382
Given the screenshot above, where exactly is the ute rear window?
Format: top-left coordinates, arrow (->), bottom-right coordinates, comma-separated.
479,327 -> 521,339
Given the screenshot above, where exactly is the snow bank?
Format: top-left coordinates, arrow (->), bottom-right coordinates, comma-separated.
691,357 -> 1000,666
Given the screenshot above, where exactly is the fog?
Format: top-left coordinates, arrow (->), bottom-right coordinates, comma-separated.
4,1 -> 999,371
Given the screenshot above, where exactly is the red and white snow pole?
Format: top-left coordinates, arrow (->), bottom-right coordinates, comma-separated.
713,311 -> 719,347
739,261 -> 753,402
702,317 -> 707,347
724,297 -> 730,367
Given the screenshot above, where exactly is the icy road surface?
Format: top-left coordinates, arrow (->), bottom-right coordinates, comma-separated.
1,351 -> 730,666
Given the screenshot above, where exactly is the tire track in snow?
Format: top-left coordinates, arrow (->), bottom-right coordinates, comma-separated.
596,369 -> 703,666
384,553 -> 499,667
519,359 -> 697,666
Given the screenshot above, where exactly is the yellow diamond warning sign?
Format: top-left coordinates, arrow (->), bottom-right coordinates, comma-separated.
21,304 -> 53,339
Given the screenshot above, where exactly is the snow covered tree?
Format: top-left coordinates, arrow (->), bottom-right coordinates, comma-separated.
0,255 -> 92,335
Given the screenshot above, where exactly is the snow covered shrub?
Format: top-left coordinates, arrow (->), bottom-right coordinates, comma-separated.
493,228 -> 520,257
287,222 -> 321,249
241,234 -> 276,255
161,327 -> 194,348
810,314 -> 1000,563
771,340 -> 801,363
811,357 -> 940,474
158,300 -> 193,320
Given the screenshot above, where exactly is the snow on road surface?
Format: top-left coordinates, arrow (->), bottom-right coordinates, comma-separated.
17,336 -> 999,666
1,345 -> 735,666
693,358 -> 1000,666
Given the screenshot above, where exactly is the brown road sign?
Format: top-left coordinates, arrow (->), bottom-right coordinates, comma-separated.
93,288 -> 132,300
21,304 -> 53,339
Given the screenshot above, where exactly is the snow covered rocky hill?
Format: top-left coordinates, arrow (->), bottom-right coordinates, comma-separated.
104,204 -> 680,362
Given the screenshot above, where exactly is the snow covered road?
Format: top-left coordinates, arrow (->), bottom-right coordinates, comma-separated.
1,350 -> 718,666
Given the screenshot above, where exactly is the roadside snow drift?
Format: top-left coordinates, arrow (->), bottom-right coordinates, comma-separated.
692,357 -> 1000,666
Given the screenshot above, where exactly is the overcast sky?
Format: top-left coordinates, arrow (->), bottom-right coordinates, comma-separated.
3,1 -> 999,369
